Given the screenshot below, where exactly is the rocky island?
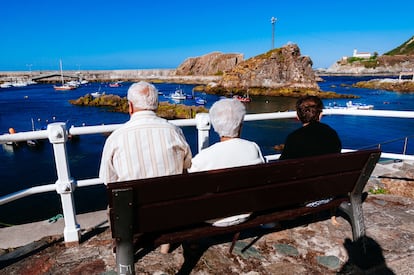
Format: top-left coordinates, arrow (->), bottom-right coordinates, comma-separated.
69,93 -> 208,119
353,78 -> 414,93
178,44 -> 356,99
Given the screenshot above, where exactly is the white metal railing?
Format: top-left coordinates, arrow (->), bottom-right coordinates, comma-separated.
0,109 -> 414,244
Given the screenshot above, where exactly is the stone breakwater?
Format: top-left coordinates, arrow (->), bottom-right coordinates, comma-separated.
0,69 -> 221,85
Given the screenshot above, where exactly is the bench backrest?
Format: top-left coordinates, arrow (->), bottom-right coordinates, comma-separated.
107,149 -> 381,235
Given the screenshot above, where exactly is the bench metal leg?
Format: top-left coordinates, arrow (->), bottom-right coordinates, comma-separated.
116,238 -> 135,275
340,152 -> 380,240
229,232 -> 240,254
340,195 -> 365,241
112,189 -> 135,275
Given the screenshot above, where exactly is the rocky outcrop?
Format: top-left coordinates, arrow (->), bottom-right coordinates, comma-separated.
203,44 -> 353,98
219,44 -> 318,89
175,52 -> 243,76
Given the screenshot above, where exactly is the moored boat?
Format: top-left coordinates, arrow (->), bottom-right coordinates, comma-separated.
54,84 -> 76,91
109,82 -> 122,88
346,101 -> 374,110
170,88 -> 187,100
195,97 -> 207,105
54,60 -> 77,91
234,95 -> 251,103
327,101 -> 374,110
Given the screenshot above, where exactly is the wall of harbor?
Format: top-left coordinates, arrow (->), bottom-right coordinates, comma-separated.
0,69 -> 221,84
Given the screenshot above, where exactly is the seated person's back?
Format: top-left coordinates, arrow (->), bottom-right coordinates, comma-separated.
189,98 -> 264,226
279,95 -> 341,160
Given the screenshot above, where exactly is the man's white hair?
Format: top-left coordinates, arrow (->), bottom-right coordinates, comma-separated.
127,81 -> 158,111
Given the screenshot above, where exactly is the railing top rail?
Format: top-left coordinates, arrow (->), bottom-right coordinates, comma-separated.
1,109 -> 414,144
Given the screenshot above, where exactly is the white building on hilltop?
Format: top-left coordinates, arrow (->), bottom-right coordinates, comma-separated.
353,49 -> 372,59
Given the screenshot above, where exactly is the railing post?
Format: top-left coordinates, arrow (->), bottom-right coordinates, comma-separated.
47,122 -> 81,244
195,113 -> 211,152
403,137 -> 408,155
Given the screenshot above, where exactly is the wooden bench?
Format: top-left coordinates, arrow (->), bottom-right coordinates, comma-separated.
107,149 -> 381,275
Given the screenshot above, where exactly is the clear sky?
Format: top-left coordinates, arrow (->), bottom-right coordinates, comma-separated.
1,0 -> 413,71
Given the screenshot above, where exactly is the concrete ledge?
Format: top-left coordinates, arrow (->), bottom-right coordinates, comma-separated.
0,210 -> 108,249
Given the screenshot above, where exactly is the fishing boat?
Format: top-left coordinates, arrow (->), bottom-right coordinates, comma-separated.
195,92 -> 207,105
327,101 -> 374,110
91,86 -> 104,98
54,60 -> 76,91
91,92 -> 101,98
345,101 -> 374,110
170,88 -> 187,100
234,95 -> 251,103
234,89 -> 251,103
195,97 -> 207,105
0,82 -> 12,88
109,82 -> 122,88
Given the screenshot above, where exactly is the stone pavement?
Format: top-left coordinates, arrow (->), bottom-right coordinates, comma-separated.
0,162 -> 413,274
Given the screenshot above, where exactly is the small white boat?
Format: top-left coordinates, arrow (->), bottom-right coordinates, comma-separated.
195,97 -> 207,105
195,93 -> 207,105
327,101 -> 374,110
170,88 -> 187,100
54,84 -> 76,91
12,81 -> 28,87
91,87 -> 104,98
54,60 -> 77,91
109,82 -> 122,88
233,89 -> 252,103
234,95 -> 251,103
0,82 -> 13,88
346,101 -> 374,110
91,92 -> 101,98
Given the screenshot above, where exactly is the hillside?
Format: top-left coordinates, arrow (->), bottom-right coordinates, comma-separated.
325,35 -> 414,74
384,36 -> 414,56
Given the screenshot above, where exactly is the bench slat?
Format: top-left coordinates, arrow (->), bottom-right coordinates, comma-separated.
108,149 -> 374,205
135,171 -> 360,232
136,197 -> 349,248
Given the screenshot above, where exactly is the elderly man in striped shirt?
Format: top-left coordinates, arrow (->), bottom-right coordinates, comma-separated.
99,81 -> 192,253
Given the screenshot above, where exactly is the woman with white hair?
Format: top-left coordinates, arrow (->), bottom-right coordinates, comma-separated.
189,98 -> 264,226
189,98 -> 264,172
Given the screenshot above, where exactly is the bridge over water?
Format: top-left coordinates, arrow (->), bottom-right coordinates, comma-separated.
31,73 -> 80,81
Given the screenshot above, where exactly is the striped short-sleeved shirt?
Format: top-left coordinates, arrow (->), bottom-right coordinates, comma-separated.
99,111 -> 192,184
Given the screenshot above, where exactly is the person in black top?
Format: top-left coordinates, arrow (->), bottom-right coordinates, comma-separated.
279,95 -> 342,160
279,95 -> 342,225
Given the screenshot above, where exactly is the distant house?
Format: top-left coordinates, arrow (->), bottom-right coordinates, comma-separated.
353,49 -> 372,59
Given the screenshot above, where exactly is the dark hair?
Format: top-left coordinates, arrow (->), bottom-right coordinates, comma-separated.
296,95 -> 324,123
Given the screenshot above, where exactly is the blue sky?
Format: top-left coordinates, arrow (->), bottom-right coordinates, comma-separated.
1,0 -> 413,71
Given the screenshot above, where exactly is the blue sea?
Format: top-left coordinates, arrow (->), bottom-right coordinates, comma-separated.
1,76 -> 414,226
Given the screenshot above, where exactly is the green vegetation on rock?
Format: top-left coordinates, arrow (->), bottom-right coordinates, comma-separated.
354,80 -> 414,93
384,36 -> 414,56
